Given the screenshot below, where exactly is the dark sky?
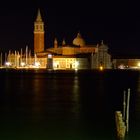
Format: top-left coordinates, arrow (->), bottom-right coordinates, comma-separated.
0,0 -> 140,56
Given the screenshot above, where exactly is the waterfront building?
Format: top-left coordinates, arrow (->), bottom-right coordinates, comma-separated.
3,9 -> 112,70
7,51 -> 20,67
91,40 -> 112,69
34,9 -> 112,70
113,58 -> 140,69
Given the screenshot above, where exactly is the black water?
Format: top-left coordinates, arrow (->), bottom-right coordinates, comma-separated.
0,69 -> 140,140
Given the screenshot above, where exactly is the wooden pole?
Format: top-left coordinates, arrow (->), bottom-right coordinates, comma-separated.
126,88 -> 130,133
123,90 -> 126,121
115,111 -> 126,138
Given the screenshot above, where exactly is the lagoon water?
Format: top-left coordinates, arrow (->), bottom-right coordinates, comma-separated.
0,69 -> 140,140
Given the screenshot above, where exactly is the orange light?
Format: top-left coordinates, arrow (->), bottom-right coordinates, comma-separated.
99,66 -> 103,71
138,62 -> 140,67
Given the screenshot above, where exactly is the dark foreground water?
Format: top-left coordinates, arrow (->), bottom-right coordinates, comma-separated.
0,69 -> 140,140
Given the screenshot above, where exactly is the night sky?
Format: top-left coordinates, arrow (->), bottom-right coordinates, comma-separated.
0,1 -> 140,56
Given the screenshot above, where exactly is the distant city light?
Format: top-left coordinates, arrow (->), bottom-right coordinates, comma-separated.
21,62 -> 25,67
53,61 -> 59,68
118,64 -> 125,69
5,62 -> 11,67
34,62 -> 40,67
75,61 -> 79,68
99,66 -> 103,71
137,62 -> 140,67
48,54 -> 52,58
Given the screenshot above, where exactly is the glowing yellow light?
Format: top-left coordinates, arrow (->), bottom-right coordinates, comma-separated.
48,54 -> 52,58
21,62 -> 25,67
5,62 -> 11,67
75,61 -> 79,67
138,62 -> 140,67
34,62 -> 40,68
99,66 -> 103,71
53,61 -> 59,68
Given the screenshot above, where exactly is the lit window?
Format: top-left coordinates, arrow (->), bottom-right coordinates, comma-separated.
36,25 -> 38,30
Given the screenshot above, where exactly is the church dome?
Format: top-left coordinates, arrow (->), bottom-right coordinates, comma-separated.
73,33 -> 86,47
99,40 -> 108,50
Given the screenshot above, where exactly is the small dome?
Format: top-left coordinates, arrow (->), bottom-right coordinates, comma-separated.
99,40 -> 108,50
73,33 -> 86,47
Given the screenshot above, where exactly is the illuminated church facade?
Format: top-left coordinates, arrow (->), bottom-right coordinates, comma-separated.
34,9 -> 112,70
5,9 -> 112,70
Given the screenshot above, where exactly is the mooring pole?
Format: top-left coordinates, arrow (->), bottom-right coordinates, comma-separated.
123,90 -> 126,121
126,88 -> 130,133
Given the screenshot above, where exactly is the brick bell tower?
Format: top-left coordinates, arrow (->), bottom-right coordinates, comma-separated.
34,9 -> 45,53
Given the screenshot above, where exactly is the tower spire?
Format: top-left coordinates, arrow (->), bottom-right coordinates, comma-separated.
62,38 -> 66,46
101,40 -> 104,45
34,9 -> 45,53
36,9 -> 42,22
54,38 -> 58,49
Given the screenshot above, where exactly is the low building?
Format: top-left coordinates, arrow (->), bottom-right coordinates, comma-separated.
113,58 -> 140,69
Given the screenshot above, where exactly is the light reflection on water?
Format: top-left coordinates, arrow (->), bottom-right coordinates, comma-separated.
0,70 -> 140,139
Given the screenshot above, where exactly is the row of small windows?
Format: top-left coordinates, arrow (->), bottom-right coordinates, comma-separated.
35,25 -> 43,30
53,59 -> 76,62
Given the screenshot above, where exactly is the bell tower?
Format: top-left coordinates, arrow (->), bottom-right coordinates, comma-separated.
34,9 -> 45,53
